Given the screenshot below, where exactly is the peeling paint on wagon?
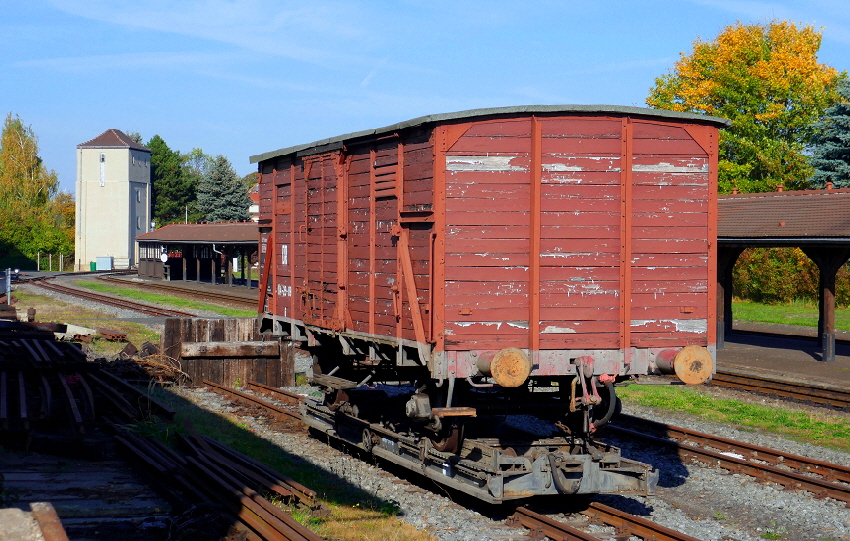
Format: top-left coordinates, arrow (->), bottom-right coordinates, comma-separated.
254,105 -> 726,385
542,326 -> 577,334
446,155 -> 529,172
630,319 -> 708,333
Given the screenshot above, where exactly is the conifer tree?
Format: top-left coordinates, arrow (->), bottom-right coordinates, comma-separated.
148,135 -> 194,225
810,77 -> 850,188
196,155 -> 249,222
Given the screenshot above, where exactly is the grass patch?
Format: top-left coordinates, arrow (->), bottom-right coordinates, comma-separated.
147,387 -> 435,541
12,289 -> 161,357
617,384 -> 850,452
732,299 -> 850,331
75,280 -> 256,318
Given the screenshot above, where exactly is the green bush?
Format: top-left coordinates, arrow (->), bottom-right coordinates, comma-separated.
733,247 -> 850,307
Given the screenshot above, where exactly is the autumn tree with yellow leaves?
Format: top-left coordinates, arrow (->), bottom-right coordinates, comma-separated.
0,112 -> 74,268
648,21 -> 843,194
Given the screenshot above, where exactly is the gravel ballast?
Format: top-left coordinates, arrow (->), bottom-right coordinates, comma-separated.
179,382 -> 850,541
15,283 -> 850,540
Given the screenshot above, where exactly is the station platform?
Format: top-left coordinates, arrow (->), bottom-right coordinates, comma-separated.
717,322 -> 850,389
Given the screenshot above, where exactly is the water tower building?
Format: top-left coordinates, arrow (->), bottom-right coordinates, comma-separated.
75,129 -> 151,270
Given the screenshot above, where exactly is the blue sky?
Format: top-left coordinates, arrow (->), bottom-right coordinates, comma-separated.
2,1 -> 848,195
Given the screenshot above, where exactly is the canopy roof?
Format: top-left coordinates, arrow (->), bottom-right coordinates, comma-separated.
136,222 -> 257,244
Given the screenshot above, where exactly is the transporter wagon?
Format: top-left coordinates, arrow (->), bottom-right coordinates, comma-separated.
252,105 -> 729,502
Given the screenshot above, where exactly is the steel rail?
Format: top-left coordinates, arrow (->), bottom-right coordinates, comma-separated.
28,279 -> 196,318
509,504 -> 703,541
507,507 -> 604,540
711,370 -> 850,409
583,502 -> 705,541
613,413 -> 850,484
98,275 -> 257,309
204,380 -> 302,421
246,380 -> 305,406
608,420 -> 850,506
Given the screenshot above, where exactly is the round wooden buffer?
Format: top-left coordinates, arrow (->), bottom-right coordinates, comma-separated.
477,347 -> 532,387
673,345 -> 714,385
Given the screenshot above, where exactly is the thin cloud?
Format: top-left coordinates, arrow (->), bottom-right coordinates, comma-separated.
46,0 -> 432,73
12,51 -> 241,72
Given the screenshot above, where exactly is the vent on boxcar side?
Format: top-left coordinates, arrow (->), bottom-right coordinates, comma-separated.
373,145 -> 398,199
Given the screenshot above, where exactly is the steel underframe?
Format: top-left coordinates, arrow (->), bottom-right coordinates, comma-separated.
301,399 -> 657,503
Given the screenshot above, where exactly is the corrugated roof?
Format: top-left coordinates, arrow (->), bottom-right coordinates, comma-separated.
250,104 -> 730,164
136,222 -> 258,244
718,189 -> 850,239
77,129 -> 150,152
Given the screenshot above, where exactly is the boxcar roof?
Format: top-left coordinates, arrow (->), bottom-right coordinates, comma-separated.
249,104 -> 730,164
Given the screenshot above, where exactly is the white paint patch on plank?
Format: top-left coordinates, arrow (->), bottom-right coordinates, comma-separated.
541,326 -> 577,334
630,319 -> 708,333
632,163 -> 709,173
447,155 -> 528,172
543,163 -> 584,172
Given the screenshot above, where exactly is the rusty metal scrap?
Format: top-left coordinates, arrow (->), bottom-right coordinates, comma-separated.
114,422 -> 321,541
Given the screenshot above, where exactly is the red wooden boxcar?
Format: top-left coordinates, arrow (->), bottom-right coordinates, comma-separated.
254,105 -> 727,388
252,106 -> 729,499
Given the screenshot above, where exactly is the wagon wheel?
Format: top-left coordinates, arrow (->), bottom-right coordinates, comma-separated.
430,423 -> 464,454
362,428 -> 376,453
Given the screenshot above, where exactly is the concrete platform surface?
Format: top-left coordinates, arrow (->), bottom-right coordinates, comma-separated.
718,322 -> 850,388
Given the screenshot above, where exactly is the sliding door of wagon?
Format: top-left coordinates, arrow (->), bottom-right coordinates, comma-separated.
538,117 -> 622,351
301,156 -> 338,326
629,121 -> 712,348
443,119 -> 532,350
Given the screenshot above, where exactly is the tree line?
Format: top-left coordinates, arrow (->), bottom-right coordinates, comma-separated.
141,135 -> 253,226
0,113 -> 73,269
645,20 -> 850,306
0,123 -> 255,269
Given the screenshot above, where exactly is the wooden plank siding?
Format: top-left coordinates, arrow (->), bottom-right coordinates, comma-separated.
442,116 -> 713,352
263,134 -> 435,344
257,108 -> 719,359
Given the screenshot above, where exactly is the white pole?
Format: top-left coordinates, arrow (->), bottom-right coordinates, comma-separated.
37,252 -> 40,272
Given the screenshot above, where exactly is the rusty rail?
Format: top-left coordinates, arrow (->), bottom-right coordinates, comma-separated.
246,380 -> 306,405
99,275 -> 257,309
28,279 -> 195,317
711,370 -> 850,409
507,507 -> 603,540
114,420 -> 320,541
609,415 -> 850,506
581,502 -> 704,541
204,380 -> 302,421
614,413 -> 850,484
508,504 -> 702,541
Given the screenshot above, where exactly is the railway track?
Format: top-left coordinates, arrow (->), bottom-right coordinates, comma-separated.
2,320 -> 320,541
204,379 -> 303,422
27,278 -> 196,318
608,414 -> 850,506
98,275 -> 257,310
202,381 -> 713,540
711,369 -> 850,409
509,504 -> 704,541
